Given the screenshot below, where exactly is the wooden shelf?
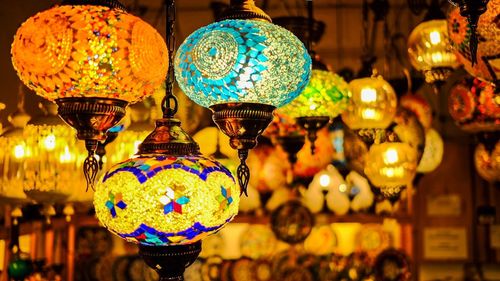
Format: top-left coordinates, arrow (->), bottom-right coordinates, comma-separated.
232,213 -> 413,225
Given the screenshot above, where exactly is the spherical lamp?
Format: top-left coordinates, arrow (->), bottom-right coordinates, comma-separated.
448,78 -> 500,133
11,1 -> 168,187
447,1 -> 499,86
417,128 -> 444,173
400,94 -> 433,131
175,0 -> 311,194
408,1 -> 459,85
341,74 -> 397,131
474,139 -> 500,182
364,142 -> 418,196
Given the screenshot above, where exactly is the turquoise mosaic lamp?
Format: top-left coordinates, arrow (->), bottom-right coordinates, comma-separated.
175,0 -> 311,195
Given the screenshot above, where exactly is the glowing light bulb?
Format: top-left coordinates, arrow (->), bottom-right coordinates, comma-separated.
338,183 -> 347,193
319,174 -> 331,187
59,146 -> 73,163
44,134 -> 56,150
360,88 -> 377,103
429,30 -> 441,45
362,109 -> 376,119
431,52 -> 443,63
14,144 -> 25,159
384,148 -> 399,164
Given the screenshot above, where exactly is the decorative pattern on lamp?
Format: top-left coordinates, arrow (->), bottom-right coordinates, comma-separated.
175,19 -> 311,108
94,155 -> 239,246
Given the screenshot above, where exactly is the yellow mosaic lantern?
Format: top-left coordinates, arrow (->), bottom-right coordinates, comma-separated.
474,140 -> 500,182
11,2 -> 168,188
364,142 -> 418,196
417,128 -> 444,173
341,74 -> 397,130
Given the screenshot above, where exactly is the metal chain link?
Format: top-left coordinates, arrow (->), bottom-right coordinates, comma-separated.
162,0 -> 178,118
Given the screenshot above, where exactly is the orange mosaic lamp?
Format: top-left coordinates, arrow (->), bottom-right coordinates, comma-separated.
11,0 -> 168,188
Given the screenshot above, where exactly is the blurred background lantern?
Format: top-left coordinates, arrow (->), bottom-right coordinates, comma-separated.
417,128 -> 445,173
23,100 -> 85,221
390,108 -> 426,164
270,200 -> 314,245
175,0 -> 311,194
448,78 -> 500,133
106,101 -> 155,165
0,86 -> 31,206
400,94 -> 433,131
474,139 -> 500,182
407,0 -> 459,86
11,1 -> 168,188
447,0 -> 500,86
342,74 -> 397,131
364,142 -> 418,196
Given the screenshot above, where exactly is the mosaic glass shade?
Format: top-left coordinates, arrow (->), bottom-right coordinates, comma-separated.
279,69 -> 351,118
341,76 -> 397,130
364,142 -> 418,194
408,19 -> 459,83
448,78 -> 500,132
174,19 -> 311,108
417,128 -> 444,173
400,94 -> 433,131
447,1 -> 500,84
474,141 -> 500,182
94,155 -> 239,246
11,5 -> 168,102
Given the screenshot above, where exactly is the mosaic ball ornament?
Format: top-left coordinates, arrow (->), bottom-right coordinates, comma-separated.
417,128 -> 444,173
175,19 -> 311,108
279,70 -> 351,118
270,201 -> 314,244
94,155 -> 239,246
11,5 -> 168,102
474,141 -> 500,182
407,19 -> 459,83
448,78 -> 500,132
342,76 -> 397,130
447,0 -> 500,84
400,94 -> 433,131
364,142 -> 418,195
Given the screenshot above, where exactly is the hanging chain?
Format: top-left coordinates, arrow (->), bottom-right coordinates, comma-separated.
306,0 -> 313,53
362,0 -> 370,56
161,0 -> 178,118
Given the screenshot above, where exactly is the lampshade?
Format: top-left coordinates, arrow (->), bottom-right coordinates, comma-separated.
23,102 -> 85,205
0,111 -> 31,205
447,1 -> 500,85
408,19 -> 459,84
341,75 -> 397,130
417,128 -> 444,173
279,69 -> 351,118
448,78 -> 500,132
391,108 -> 426,164
11,4 -> 168,103
364,142 -> 418,195
175,19 -> 311,109
400,94 -> 433,131
474,140 -> 500,182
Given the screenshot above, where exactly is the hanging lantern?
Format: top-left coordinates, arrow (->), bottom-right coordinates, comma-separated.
175,0 -> 311,194
270,201 -> 314,244
448,78 -> 500,132
417,128 -> 445,173
447,0 -> 499,86
364,142 -> 418,196
390,108 -> 426,164
474,139 -> 500,182
400,94 -> 433,131
23,101 -> 86,221
408,0 -> 459,85
0,94 -> 31,205
341,74 -> 397,132
11,0 -> 169,188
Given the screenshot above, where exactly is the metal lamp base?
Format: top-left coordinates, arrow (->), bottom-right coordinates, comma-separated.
139,242 -> 202,281
210,102 -> 275,196
295,116 -> 330,154
276,135 -> 306,167
56,97 -> 128,189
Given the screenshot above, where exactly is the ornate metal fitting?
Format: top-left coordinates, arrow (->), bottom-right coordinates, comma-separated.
295,116 -> 330,154
138,118 -> 200,156
139,242 -> 202,281
276,135 -> 306,166
356,127 -> 399,146
218,0 -> 272,22
424,67 -> 454,85
210,102 -> 275,196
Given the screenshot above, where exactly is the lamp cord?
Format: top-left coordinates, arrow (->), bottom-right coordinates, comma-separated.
161,0 -> 178,119
306,0 -> 313,53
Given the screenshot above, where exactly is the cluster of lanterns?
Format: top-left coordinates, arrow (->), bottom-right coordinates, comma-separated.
4,0 -> 499,278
